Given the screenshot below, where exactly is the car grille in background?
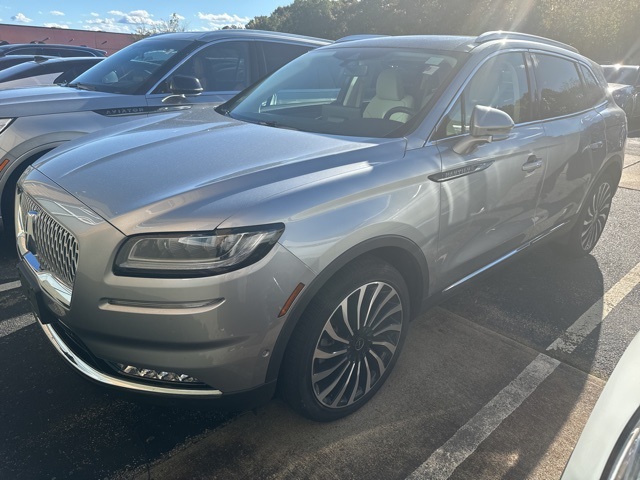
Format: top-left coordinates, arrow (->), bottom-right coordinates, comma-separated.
21,194 -> 78,287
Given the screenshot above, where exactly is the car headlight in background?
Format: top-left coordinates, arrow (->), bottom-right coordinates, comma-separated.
114,224 -> 284,277
607,410 -> 640,480
0,118 -> 14,135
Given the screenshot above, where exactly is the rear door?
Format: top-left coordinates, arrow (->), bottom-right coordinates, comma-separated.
433,51 -> 547,288
530,53 -> 607,236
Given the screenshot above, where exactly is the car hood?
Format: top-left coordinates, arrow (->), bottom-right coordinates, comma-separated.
0,85 -> 144,117
35,108 -> 406,234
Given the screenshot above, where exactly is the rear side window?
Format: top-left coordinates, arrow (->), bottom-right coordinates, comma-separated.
579,65 -> 606,107
260,42 -> 313,73
533,54 -> 586,118
7,47 -> 41,56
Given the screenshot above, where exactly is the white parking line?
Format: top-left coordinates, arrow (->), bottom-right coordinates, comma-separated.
0,313 -> 35,338
547,261 -> 640,354
0,280 -> 21,293
407,354 -> 559,480
407,259 -> 640,480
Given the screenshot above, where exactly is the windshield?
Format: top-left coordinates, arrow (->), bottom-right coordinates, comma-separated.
222,47 -> 461,138
69,38 -> 194,94
603,66 -> 639,85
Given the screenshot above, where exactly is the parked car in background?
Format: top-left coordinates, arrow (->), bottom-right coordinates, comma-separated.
0,43 -> 106,58
603,64 -> 640,130
562,330 -> 640,479
15,32 -> 625,421
0,55 -> 57,72
0,30 -> 330,232
0,57 -> 103,90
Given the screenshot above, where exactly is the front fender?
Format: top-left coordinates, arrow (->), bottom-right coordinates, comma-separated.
265,234 -> 431,385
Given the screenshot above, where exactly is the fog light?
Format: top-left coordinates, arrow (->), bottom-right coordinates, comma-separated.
115,363 -> 202,384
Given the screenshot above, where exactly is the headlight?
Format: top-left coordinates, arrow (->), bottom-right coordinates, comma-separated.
0,118 -> 14,135
607,411 -> 640,480
114,224 -> 284,277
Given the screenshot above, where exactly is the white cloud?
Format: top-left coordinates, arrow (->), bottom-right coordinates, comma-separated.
84,16 -> 134,33
11,12 -> 32,23
50,10 -> 65,16
197,12 -> 249,29
84,10 -> 165,33
44,22 -> 69,29
90,12 -> 99,17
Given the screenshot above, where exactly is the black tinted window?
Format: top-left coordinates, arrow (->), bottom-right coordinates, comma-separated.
602,66 -> 640,85
56,48 -> 88,57
580,65 -> 605,107
7,47 -> 41,55
260,42 -> 312,73
533,54 -> 585,118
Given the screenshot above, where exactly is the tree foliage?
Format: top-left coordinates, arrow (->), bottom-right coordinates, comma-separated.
132,13 -> 189,41
246,0 -> 640,62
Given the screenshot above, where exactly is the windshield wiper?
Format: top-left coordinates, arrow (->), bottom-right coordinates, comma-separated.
67,82 -> 96,91
258,120 -> 300,131
215,105 -> 230,116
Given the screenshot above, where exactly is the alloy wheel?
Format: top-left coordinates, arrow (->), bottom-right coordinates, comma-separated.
311,281 -> 403,409
581,181 -> 612,252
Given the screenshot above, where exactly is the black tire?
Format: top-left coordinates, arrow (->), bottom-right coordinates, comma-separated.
1,150 -> 51,240
280,255 -> 410,422
560,174 -> 614,257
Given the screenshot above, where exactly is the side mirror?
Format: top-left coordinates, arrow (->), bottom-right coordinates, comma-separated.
453,105 -> 514,155
168,75 -> 203,95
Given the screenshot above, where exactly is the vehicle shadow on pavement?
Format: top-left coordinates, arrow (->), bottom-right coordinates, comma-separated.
0,228 -> 608,479
114,245 -> 605,480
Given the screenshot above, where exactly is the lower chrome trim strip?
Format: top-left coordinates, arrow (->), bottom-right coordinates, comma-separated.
442,221 -> 570,293
38,321 -> 224,397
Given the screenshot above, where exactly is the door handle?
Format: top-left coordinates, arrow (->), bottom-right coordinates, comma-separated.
588,141 -> 604,150
522,155 -> 543,172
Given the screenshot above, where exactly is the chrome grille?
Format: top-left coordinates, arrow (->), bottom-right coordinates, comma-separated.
21,194 -> 78,287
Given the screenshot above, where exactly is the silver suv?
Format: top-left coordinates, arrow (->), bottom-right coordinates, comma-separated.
0,30 -> 329,232
16,32 -> 626,421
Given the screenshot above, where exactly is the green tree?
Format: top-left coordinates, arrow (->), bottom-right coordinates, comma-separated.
132,13 -> 189,41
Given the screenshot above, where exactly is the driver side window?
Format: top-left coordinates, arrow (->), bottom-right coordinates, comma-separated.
160,42 -> 250,94
437,52 -> 531,139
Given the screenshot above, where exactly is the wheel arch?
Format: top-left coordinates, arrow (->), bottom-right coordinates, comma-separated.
602,154 -> 623,192
265,235 -> 430,384
0,146 -> 58,223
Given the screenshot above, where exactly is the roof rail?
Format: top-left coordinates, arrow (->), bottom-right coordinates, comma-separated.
475,31 -> 579,54
335,34 -> 388,44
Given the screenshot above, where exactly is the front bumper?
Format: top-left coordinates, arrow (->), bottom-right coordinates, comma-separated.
16,168 -> 316,399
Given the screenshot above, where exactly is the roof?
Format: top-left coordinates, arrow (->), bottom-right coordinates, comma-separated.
323,35 -> 477,52
325,31 -> 581,56
147,29 -> 331,46
0,43 -> 106,55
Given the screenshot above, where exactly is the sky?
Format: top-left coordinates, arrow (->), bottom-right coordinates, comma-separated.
0,1 -> 289,33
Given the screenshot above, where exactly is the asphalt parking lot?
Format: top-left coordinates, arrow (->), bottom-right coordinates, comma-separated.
1,137 -> 640,480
